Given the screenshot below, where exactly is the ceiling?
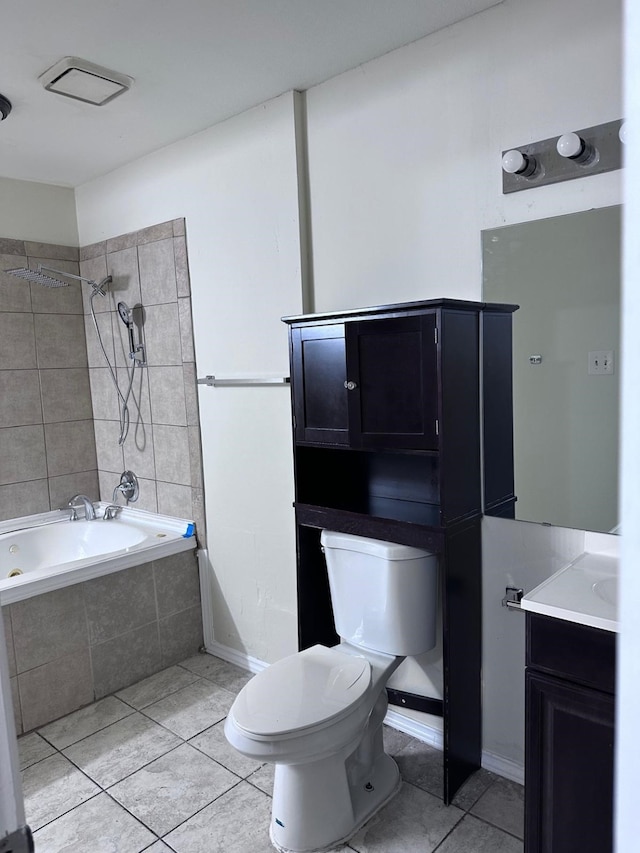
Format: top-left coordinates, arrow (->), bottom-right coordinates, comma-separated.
0,0 -> 501,188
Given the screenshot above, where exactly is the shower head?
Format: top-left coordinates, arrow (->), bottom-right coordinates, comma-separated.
117,300 -> 138,361
117,301 -> 133,327
6,267 -> 68,287
5,264 -> 111,296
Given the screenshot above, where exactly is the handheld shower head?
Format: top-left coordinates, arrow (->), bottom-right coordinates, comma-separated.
117,301 -> 138,360
117,301 -> 133,327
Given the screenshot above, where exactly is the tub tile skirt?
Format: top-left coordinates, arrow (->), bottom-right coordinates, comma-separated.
3,548 -> 202,734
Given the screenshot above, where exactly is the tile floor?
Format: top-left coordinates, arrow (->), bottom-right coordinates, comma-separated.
18,653 -> 524,852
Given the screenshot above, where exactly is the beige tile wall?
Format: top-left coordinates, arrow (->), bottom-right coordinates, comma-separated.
4,549 -> 202,734
0,218 -> 204,536
0,239 -> 98,520
80,219 -> 205,542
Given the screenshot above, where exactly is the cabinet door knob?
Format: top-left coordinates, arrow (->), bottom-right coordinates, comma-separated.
344,380 -> 358,391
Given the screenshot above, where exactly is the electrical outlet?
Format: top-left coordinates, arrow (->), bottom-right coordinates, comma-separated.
588,350 -> 615,375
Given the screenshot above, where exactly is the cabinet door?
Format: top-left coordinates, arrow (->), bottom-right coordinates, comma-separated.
345,314 -> 438,450
291,325 -> 349,445
525,670 -> 614,853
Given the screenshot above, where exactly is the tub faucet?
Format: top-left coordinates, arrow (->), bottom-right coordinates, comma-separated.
68,494 -> 96,521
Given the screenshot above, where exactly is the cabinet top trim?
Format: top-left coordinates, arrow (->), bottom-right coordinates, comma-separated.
282,298 -> 518,325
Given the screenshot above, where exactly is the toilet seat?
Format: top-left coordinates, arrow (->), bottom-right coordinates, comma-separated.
230,645 -> 371,739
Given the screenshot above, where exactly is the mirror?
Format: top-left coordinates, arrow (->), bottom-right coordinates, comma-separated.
482,206 -> 621,534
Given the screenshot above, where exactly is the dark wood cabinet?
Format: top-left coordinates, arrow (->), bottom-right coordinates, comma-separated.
482,307 -> 517,518
291,313 -> 438,449
291,324 -> 349,444
284,298 -> 516,804
525,613 -> 616,853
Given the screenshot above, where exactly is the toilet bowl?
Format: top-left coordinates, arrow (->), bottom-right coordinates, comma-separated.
225,643 -> 404,852
224,531 -> 439,852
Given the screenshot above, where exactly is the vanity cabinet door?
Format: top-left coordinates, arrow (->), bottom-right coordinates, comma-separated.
345,314 -> 438,450
291,324 -> 349,445
525,670 -> 614,853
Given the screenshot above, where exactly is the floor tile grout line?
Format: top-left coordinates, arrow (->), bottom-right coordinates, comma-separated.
35,702 -> 137,751
30,788 -> 103,837
114,670 -> 204,711
469,811 -> 525,842
55,737 -> 187,794
184,726 -> 268,778
26,658 -> 244,752
429,808 -> 470,853
152,776 -> 248,843
35,711 -> 240,791
134,702 -> 231,741
101,786 -> 166,843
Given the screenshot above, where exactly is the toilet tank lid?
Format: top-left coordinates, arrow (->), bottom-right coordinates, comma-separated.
321,530 -> 434,560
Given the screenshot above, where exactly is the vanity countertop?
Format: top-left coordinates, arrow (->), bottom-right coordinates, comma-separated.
521,551 -> 618,633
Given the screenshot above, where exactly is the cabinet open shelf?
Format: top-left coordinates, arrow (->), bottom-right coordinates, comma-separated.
294,503 -> 446,552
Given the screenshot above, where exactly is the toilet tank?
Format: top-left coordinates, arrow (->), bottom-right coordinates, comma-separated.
320,530 -> 439,656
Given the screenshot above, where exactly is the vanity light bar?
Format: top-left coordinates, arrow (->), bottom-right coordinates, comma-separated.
502,119 -> 624,194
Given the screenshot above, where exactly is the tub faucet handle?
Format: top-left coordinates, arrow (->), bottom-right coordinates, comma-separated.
103,505 -> 120,520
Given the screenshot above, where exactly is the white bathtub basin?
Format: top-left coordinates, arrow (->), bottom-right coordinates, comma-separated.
0,505 -> 196,604
2,520 -> 148,574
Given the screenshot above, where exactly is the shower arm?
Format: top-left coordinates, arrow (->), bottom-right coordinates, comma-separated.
38,265 -> 111,295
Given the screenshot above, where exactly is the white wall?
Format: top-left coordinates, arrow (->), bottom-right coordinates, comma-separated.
0,177 -> 78,245
75,0 -> 623,774
305,0 -> 621,312
77,91 -> 305,664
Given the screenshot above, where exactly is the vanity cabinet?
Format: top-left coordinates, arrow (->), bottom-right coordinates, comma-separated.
283,298 -> 516,804
525,613 -> 616,853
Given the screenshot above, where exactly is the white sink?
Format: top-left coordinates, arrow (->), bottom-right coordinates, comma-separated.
521,551 -> 619,633
592,576 -> 617,607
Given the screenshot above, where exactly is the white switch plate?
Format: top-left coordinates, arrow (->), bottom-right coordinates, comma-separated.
588,350 -> 614,375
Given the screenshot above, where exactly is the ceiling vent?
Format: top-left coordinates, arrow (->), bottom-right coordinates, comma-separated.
39,57 -> 133,106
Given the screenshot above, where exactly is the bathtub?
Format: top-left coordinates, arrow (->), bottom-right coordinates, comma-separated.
0,504 -> 196,605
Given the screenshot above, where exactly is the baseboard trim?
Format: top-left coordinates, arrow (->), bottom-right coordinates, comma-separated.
203,638 -> 270,675
383,708 -> 444,749
204,636 -> 525,786
480,750 -> 525,785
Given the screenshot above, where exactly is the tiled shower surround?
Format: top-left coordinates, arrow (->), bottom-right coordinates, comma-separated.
80,219 -> 205,539
0,219 -> 205,540
3,548 -> 203,735
0,239 -> 98,518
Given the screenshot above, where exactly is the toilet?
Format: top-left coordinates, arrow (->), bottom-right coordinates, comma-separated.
224,530 -> 439,853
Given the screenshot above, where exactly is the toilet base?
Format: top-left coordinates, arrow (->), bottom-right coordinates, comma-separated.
269,751 -> 401,853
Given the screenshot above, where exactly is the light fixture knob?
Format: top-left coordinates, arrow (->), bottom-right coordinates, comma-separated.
556,132 -> 597,165
0,93 -> 12,121
619,122 -> 628,144
502,149 -> 539,178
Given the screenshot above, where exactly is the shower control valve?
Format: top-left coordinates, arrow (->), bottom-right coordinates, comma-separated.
113,470 -> 139,504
